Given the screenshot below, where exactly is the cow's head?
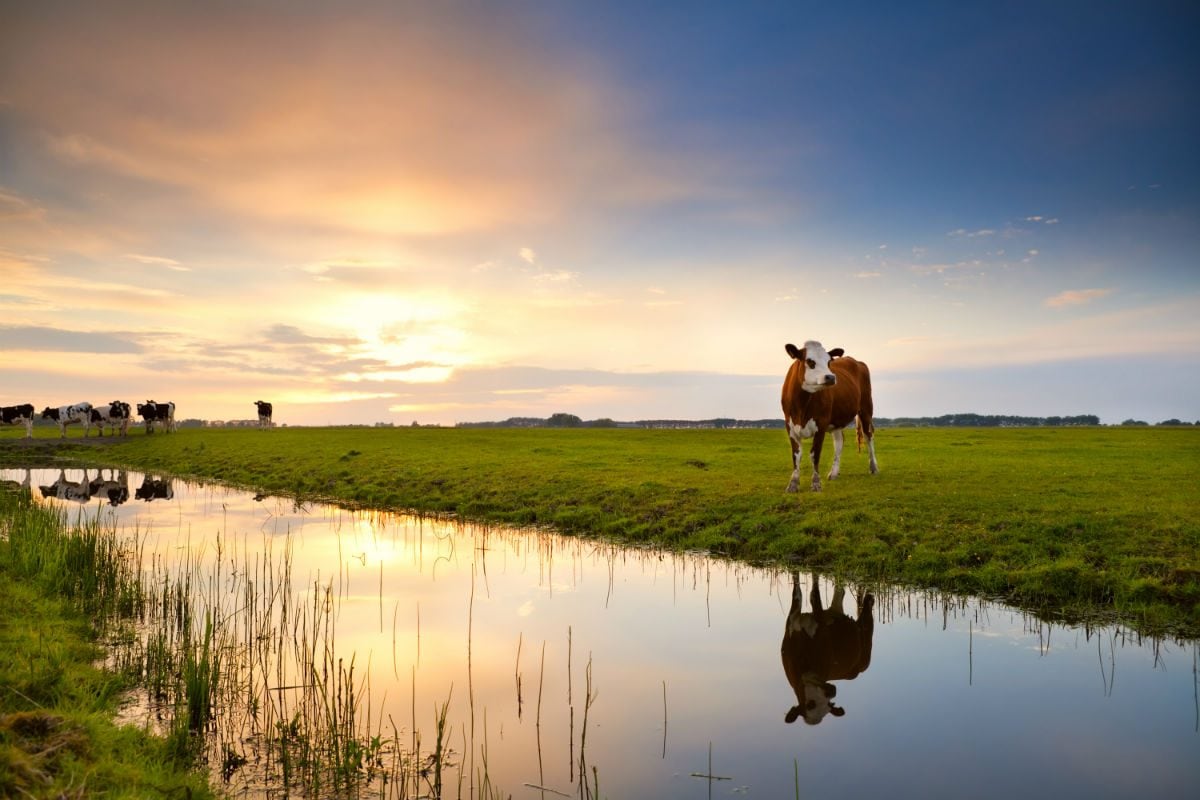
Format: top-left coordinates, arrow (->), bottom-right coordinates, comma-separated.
40,407 -> 57,419
137,403 -> 154,418
785,340 -> 844,394
785,679 -> 845,725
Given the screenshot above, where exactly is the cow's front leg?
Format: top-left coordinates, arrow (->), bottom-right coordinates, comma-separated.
827,429 -> 844,480
809,430 -> 826,491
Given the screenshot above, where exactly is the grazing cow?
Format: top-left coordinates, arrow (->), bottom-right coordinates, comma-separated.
254,400 -> 273,430
89,401 -> 132,437
39,469 -> 95,504
1,403 -> 36,438
134,475 -> 174,502
88,469 -> 130,506
137,400 -> 176,434
41,402 -> 94,438
781,572 -> 875,726
781,341 -> 878,493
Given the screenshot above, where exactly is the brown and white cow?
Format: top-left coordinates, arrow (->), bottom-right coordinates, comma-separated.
781,340 -> 878,493
781,572 -> 875,726
1,404 -> 35,438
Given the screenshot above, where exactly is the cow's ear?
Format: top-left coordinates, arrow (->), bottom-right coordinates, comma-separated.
828,348 -> 844,359
785,343 -> 804,360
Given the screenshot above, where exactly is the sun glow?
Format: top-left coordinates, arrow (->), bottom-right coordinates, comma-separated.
322,291 -> 472,377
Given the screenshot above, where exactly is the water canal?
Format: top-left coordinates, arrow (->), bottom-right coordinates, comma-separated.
4,466 -> 1198,798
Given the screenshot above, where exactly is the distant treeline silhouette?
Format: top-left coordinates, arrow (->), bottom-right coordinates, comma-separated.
452,413 -> 1195,429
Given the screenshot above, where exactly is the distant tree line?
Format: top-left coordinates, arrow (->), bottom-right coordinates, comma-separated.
456,412 -> 1200,429
874,413 -> 1103,428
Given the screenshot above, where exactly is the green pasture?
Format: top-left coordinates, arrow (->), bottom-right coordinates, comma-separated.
2,425 -> 1198,636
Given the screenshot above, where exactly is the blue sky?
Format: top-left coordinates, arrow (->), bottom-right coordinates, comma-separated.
1,1 -> 1197,425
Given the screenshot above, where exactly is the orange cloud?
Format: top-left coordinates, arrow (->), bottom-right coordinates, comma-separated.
1044,288 -> 1112,308
2,3 -> 701,238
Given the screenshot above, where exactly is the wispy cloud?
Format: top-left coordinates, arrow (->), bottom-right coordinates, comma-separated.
1045,288 -> 1112,308
262,324 -> 361,347
0,325 -> 142,354
127,253 -> 190,271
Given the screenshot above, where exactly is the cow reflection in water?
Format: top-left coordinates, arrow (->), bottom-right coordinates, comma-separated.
88,470 -> 130,507
38,469 -> 129,506
40,469 -> 95,504
135,476 -> 174,502
782,572 -> 874,725
1,469 -> 32,496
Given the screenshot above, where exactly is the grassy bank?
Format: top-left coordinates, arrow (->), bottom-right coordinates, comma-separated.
3,425 -> 1198,635
0,490 -> 217,799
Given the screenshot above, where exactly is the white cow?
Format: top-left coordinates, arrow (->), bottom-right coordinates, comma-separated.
90,401 -> 132,437
40,402 -> 94,438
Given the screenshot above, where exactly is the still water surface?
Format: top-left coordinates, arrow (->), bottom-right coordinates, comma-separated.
6,466 -> 1198,798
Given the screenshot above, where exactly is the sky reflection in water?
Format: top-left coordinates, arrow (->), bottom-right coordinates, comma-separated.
5,466 -> 1198,799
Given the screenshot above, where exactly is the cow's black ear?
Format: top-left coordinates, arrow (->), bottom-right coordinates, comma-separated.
785,706 -> 801,724
829,348 -> 844,359
785,343 -> 804,360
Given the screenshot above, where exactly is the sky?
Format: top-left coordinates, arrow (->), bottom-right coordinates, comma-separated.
2,1 -> 1198,426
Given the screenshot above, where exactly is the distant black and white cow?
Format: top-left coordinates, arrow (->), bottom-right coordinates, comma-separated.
41,402 -> 94,438
254,400 -> 273,430
137,400 -> 176,434
134,475 -> 174,502
1,403 -> 36,438
89,401 -> 132,437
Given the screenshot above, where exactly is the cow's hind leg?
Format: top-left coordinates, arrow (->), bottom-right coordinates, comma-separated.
865,422 -> 879,475
859,411 -> 879,475
827,429 -> 844,480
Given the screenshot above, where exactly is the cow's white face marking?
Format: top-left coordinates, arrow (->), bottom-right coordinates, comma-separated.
799,340 -> 837,393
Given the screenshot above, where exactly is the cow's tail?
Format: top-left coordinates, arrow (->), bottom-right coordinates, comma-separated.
855,416 -> 864,453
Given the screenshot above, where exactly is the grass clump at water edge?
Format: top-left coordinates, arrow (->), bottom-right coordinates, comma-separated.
0,489 -> 217,799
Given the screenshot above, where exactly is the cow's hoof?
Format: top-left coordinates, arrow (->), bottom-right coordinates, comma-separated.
785,482 -> 798,494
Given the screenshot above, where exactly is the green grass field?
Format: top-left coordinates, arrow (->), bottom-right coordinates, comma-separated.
2,425 -> 1198,635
